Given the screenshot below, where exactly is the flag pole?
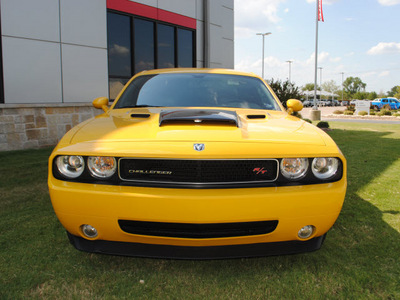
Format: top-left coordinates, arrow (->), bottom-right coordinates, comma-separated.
313,0 -> 319,110
311,0 -> 321,120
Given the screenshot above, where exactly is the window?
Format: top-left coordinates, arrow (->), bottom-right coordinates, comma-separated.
107,13 -> 132,100
134,19 -> 154,73
157,24 -> 175,69
107,11 -> 196,100
177,28 -> 194,68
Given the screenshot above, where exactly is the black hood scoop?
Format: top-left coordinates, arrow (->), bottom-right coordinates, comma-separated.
159,109 -> 239,127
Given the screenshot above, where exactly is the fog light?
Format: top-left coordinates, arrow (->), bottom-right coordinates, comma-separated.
298,225 -> 315,239
81,224 -> 98,238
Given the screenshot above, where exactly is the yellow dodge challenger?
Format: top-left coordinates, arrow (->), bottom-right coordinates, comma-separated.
48,68 -> 346,259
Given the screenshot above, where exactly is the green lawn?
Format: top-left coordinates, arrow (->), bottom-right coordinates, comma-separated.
1,122 -> 400,299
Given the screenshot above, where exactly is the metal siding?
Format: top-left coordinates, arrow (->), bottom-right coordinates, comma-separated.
60,0 -> 107,48
62,44 -> 108,103
2,37 -> 62,103
0,0 -> 60,42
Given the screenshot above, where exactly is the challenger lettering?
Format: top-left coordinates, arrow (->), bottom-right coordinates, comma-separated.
128,170 -> 173,175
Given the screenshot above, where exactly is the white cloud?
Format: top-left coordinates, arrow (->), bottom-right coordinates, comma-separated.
235,0 -> 286,35
363,72 -> 377,78
367,42 -> 400,55
109,44 -> 129,56
377,0 -> 400,6
379,71 -> 390,77
330,57 -> 342,62
306,51 -> 330,65
235,27 -> 257,39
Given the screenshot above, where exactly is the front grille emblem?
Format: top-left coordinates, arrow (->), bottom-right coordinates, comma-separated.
193,143 -> 205,151
253,167 -> 268,175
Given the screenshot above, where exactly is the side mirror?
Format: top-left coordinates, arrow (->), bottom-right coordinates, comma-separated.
93,97 -> 109,112
286,99 -> 303,115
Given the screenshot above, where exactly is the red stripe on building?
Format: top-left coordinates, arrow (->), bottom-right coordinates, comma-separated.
107,0 -> 196,29
107,0 -> 157,19
157,9 -> 196,29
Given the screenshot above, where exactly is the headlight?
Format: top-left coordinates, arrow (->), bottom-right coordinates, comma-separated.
312,157 -> 339,179
87,156 -> 117,179
56,155 -> 85,179
280,158 -> 309,180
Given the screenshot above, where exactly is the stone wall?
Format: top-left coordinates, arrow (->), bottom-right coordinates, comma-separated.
0,103 -> 103,152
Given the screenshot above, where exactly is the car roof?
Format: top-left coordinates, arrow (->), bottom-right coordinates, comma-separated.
136,68 -> 260,78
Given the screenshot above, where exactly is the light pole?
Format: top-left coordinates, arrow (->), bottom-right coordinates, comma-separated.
340,72 -> 344,101
286,60 -> 293,82
318,67 -> 323,100
256,32 -> 272,79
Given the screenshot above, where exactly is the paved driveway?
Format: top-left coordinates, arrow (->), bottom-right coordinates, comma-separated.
301,106 -> 346,118
301,107 -> 400,124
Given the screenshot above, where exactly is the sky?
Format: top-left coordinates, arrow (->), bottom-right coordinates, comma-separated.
234,0 -> 400,94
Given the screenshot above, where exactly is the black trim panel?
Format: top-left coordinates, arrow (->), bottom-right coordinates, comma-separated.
53,156 -> 343,189
118,220 -> 279,239
67,232 -> 326,259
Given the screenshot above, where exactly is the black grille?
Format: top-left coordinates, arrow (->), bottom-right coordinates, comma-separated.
119,159 -> 278,184
118,220 -> 279,239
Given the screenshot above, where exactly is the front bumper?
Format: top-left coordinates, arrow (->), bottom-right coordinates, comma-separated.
49,175 -> 346,257
67,231 -> 326,259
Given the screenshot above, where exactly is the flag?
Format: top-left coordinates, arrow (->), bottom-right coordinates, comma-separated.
318,0 -> 324,22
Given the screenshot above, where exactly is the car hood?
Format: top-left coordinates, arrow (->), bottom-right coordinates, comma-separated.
68,108 -> 326,147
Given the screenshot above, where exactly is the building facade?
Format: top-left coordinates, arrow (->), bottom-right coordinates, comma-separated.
0,0 -> 234,151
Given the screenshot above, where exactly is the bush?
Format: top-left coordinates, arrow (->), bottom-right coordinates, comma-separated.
344,110 -> 354,115
393,113 -> 400,117
370,111 -> 376,115
384,110 -> 392,116
333,110 -> 344,115
292,111 -> 302,118
346,105 -> 355,111
358,111 -> 368,116
377,109 -> 392,116
316,121 -> 329,129
302,118 -> 312,123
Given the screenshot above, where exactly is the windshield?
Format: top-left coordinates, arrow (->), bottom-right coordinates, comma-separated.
114,73 -> 281,111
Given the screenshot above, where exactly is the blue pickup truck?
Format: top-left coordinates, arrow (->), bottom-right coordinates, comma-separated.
371,98 -> 400,110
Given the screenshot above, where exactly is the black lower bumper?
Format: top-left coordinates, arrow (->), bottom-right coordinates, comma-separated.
67,232 -> 326,259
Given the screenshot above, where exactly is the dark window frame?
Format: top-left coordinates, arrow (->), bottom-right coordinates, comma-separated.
107,9 -> 196,100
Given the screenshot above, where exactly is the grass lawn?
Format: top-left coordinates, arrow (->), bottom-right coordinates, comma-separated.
1,121 -> 400,299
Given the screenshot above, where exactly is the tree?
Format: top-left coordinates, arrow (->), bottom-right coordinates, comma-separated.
367,91 -> 378,100
353,91 -> 368,100
322,80 -> 339,94
394,86 -> 400,99
267,78 -> 301,107
321,80 -> 340,99
302,83 -> 320,91
387,85 -> 400,97
343,77 -> 366,99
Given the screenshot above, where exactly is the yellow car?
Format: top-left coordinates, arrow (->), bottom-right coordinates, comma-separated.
48,68 -> 346,259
